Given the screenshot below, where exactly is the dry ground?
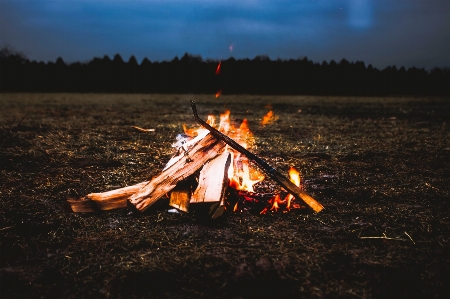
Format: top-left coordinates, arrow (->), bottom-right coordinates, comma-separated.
1,93 -> 449,299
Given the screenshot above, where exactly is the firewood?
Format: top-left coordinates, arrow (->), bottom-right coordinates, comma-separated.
169,178 -> 195,212
67,181 -> 148,212
128,133 -> 226,212
66,197 -> 98,213
191,151 -> 231,203
191,151 -> 232,219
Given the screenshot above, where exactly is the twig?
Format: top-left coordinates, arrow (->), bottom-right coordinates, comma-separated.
358,233 -> 408,242
131,126 -> 155,132
0,226 -> 15,231
404,231 -> 416,244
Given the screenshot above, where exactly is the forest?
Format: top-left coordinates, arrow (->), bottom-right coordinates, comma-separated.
1,47 -> 449,96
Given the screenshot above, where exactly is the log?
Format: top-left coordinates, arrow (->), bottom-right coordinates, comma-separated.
191,151 -> 231,204
66,197 -> 98,213
128,133 -> 226,212
169,178 -> 194,212
191,151 -> 232,219
67,181 -> 148,212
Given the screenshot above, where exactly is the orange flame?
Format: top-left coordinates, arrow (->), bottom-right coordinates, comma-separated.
181,109 -> 305,214
261,167 -> 302,214
260,194 -> 284,214
215,90 -> 222,98
261,110 -> 274,125
285,167 -> 301,211
215,61 -> 222,75
182,109 -> 263,193
183,114 -> 215,137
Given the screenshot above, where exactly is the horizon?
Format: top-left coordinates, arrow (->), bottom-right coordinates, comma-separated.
5,48 -> 448,72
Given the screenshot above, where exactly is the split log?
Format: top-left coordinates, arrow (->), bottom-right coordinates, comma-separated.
128,133 -> 226,212
191,151 -> 231,203
67,181 -> 148,212
191,151 -> 232,219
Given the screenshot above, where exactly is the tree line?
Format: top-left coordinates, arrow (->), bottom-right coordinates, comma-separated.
1,48 -> 448,96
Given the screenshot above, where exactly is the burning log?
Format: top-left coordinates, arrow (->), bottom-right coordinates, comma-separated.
128,132 -> 226,212
190,101 -> 324,213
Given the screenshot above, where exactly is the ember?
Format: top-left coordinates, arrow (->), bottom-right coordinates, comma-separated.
215,60 -> 222,75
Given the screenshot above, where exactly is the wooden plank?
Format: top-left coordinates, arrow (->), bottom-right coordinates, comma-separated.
128,133 -> 226,212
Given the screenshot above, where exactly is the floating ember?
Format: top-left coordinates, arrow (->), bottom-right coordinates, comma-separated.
215,60 -> 222,75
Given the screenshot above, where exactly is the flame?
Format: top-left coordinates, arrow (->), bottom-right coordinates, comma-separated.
260,194 -> 284,214
215,90 -> 222,98
288,167 -> 301,186
285,167 -> 301,211
215,61 -> 222,75
261,167 -> 302,214
261,110 -> 274,125
182,109 -> 263,193
180,108 -> 305,214
183,114 -> 215,137
206,115 -> 216,127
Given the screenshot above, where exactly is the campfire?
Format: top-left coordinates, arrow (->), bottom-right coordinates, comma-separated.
68,102 -> 324,217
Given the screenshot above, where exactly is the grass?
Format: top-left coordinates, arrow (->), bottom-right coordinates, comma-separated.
1,93 -> 449,298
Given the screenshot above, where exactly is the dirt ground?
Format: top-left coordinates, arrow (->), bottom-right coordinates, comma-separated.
1,93 -> 449,299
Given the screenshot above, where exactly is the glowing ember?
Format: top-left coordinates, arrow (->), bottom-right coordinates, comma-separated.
215,90 -> 222,98
215,61 -> 222,75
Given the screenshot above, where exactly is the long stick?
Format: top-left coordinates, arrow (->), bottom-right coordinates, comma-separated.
190,100 -> 324,213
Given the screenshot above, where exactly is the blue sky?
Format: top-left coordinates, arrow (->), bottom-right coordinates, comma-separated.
1,0 -> 449,69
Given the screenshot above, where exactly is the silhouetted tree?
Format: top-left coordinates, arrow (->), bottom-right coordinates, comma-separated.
0,46 -> 448,96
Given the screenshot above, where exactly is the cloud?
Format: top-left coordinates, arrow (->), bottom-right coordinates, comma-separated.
0,0 -> 449,68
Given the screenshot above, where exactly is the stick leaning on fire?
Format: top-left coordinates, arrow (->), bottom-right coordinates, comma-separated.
190,101 -> 324,213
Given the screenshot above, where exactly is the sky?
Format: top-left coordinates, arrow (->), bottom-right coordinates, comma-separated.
1,0 -> 449,70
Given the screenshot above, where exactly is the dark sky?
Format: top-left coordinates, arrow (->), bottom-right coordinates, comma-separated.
1,0 -> 449,69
